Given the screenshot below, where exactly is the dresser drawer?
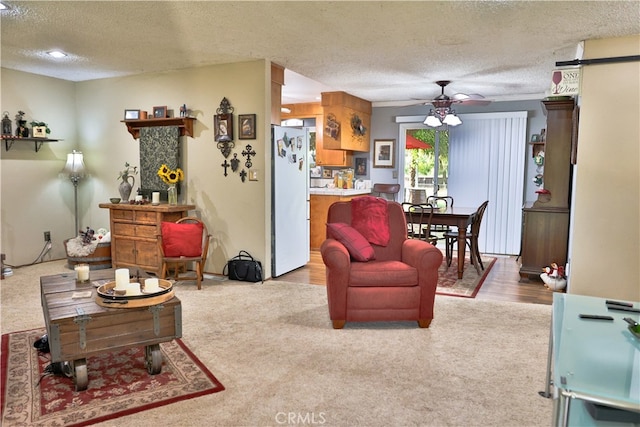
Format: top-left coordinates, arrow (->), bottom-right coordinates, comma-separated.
135,211 -> 157,223
112,209 -> 134,221
136,225 -> 157,238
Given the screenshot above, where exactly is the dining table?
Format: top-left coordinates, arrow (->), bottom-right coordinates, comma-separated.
405,205 -> 476,279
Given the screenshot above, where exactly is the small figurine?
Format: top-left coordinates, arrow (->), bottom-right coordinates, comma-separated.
180,104 -> 187,117
540,262 -> 567,291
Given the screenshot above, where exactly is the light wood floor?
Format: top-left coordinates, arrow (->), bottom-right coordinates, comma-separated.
277,250 -> 554,305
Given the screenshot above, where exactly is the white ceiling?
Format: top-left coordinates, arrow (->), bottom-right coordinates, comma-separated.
1,1 -> 639,106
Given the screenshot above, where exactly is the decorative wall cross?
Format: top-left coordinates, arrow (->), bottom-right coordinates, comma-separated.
221,159 -> 230,177
239,169 -> 247,183
230,153 -> 240,172
242,144 -> 256,168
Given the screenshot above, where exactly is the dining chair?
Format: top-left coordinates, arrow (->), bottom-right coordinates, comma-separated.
402,203 -> 438,245
444,200 -> 489,273
372,183 -> 401,202
426,196 -> 455,241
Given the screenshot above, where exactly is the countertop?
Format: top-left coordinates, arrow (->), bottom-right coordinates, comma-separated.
309,188 -> 371,196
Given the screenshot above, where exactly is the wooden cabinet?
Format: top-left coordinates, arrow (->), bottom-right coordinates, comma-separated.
321,91 -> 371,152
310,193 -> 367,249
281,102 -> 352,167
519,99 -> 575,279
99,203 -> 195,274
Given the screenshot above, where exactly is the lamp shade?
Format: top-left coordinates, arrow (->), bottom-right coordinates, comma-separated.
443,113 -> 462,126
424,114 -> 442,128
61,150 -> 86,180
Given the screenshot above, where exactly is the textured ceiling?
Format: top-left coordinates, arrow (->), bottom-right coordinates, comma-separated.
1,1 -> 639,106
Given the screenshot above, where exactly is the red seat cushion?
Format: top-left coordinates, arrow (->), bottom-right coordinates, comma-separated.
351,196 -> 390,246
349,260 -> 417,287
327,222 -> 376,262
161,222 -> 203,257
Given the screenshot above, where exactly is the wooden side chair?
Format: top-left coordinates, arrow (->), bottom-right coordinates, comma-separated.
372,183 -> 401,202
426,196 -> 454,241
402,203 -> 438,245
157,216 -> 211,290
445,200 -> 489,273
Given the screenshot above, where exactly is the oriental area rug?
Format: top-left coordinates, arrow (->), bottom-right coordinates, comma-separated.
437,255 -> 496,298
1,328 -> 225,427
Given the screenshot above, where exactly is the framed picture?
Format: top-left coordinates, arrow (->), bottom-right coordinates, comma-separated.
355,158 -> 367,176
153,106 -> 167,118
373,139 -> 395,168
214,113 -> 233,142
238,114 -> 256,139
124,109 -> 140,120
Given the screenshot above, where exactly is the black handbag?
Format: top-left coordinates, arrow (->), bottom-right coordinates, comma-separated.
224,250 -> 263,283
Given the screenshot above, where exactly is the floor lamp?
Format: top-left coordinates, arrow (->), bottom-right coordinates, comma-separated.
61,150 -> 86,236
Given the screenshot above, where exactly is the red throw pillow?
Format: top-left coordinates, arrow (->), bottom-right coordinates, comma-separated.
327,222 -> 376,262
350,196 -> 390,246
161,222 -> 203,257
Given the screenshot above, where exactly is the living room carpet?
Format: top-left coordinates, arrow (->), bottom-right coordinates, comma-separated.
437,255 -> 496,298
1,328 -> 225,427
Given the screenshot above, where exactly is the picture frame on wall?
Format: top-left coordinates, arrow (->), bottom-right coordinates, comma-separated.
355,158 -> 367,176
238,114 -> 256,140
124,109 -> 140,120
153,106 -> 167,118
373,139 -> 395,168
215,113 -> 233,142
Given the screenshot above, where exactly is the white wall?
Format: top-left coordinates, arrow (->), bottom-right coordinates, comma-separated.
1,61 -> 274,277
568,35 -> 640,301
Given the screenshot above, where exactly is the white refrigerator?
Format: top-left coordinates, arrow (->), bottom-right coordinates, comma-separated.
271,125 -> 310,277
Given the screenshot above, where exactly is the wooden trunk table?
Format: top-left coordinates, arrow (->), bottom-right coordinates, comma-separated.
40,269 -> 182,391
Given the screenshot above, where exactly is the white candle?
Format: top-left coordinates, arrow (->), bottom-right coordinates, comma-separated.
115,268 -> 129,290
145,278 -> 160,291
152,192 -> 160,204
75,264 -> 90,282
135,194 -> 143,202
126,282 -> 141,296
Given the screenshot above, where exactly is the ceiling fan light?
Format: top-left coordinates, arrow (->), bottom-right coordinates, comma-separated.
424,113 -> 442,127
444,113 -> 462,126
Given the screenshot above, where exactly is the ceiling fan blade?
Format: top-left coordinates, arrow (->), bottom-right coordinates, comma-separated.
458,98 -> 492,106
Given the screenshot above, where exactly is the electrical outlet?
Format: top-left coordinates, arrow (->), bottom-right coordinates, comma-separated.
44,231 -> 51,242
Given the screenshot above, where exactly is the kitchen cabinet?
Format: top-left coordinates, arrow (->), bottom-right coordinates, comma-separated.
321,91 -> 371,152
99,203 -> 195,274
309,189 -> 371,249
519,99 -> 575,280
281,102 -> 352,167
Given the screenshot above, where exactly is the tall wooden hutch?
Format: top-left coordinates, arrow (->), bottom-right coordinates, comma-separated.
519,99 -> 576,280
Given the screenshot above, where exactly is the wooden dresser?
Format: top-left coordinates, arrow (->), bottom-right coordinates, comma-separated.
99,203 -> 195,274
519,99 -> 575,279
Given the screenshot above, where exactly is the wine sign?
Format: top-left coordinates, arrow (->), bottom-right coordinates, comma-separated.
550,69 -> 580,96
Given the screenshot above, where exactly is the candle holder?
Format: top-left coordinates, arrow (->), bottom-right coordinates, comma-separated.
74,263 -> 90,283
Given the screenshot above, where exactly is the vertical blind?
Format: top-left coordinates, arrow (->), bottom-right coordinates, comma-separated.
447,112 -> 527,255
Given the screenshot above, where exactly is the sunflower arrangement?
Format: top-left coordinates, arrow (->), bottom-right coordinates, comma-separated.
157,164 -> 184,185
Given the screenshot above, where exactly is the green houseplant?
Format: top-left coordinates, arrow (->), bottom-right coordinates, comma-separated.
29,120 -> 51,138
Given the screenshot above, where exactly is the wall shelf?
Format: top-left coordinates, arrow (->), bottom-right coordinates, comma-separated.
121,117 -> 196,139
2,136 -> 59,152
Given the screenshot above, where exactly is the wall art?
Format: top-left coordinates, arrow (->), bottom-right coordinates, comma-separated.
239,114 -> 256,139
373,139 -> 395,168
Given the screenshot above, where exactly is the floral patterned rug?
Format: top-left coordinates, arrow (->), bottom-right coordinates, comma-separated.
437,256 -> 496,298
1,328 -> 225,426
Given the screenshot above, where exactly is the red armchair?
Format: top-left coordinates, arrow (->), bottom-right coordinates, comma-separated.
320,197 -> 443,329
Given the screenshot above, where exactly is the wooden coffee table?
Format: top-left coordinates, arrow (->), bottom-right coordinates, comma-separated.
40,269 -> 182,391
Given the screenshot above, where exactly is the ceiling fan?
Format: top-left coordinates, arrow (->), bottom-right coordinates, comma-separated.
419,80 -> 491,127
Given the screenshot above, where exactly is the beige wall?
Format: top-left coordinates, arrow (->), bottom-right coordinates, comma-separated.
1,69 -> 78,264
1,61 -> 274,277
568,35 -> 640,300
